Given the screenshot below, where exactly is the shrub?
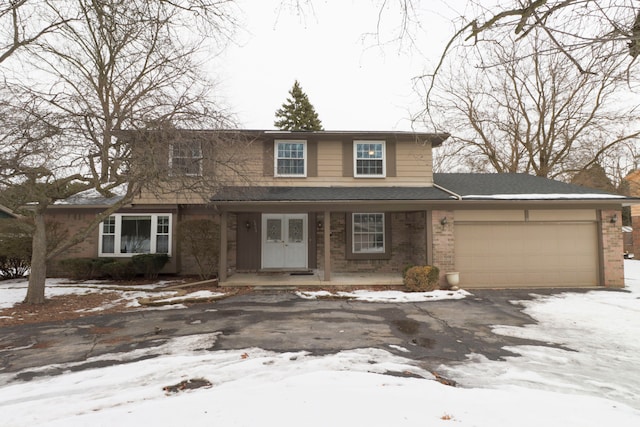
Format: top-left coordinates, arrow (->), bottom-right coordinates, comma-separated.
0,220 -> 32,280
402,264 -> 415,279
59,258 -> 113,280
403,265 -> 440,292
131,253 -> 169,279
178,219 -> 219,280
101,261 -> 137,281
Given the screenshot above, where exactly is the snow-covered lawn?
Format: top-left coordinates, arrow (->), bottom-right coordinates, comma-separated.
0,278 -> 225,314
1,261 -> 640,426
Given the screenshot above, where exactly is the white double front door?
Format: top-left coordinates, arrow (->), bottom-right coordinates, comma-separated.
261,214 -> 308,269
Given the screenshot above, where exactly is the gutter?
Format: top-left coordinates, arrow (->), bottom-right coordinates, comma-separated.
433,183 -> 463,200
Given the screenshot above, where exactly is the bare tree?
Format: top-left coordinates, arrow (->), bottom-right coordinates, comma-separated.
425,29 -> 640,180
0,0 -> 240,304
0,0 -> 74,63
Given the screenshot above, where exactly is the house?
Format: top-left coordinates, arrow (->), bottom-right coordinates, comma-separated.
46,130 -> 633,288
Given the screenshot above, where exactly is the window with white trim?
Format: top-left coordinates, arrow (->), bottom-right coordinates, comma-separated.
352,213 -> 385,253
99,214 -> 171,256
275,140 -> 306,177
170,140 -> 202,176
354,141 -> 385,177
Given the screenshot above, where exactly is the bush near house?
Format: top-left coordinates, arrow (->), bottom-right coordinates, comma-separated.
101,260 -> 137,281
0,221 -> 32,280
131,254 -> 169,279
59,258 -> 114,280
404,265 -> 440,292
178,219 -> 219,280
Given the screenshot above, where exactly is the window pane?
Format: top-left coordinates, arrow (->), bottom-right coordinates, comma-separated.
352,213 -> 384,253
103,216 -> 115,234
156,235 -> 169,253
266,219 -> 282,242
120,216 -> 151,253
157,216 -> 170,234
288,219 -> 303,243
355,142 -> 384,176
171,141 -> 202,176
102,235 -> 115,253
276,142 -> 305,175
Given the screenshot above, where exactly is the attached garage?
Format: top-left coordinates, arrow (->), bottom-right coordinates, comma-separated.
454,209 -> 599,288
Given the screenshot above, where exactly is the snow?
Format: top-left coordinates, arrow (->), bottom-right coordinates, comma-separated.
463,193 -> 625,200
0,278 -> 219,311
1,262 -> 640,426
297,288 -> 471,302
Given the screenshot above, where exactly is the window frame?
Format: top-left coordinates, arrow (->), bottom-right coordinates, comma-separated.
345,212 -> 392,260
169,140 -> 203,177
99,213 -> 172,257
353,140 -> 386,178
274,139 -> 307,178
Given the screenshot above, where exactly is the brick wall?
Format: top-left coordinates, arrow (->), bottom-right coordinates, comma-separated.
316,211 -> 427,274
46,210 -> 100,276
431,210 -> 455,287
601,209 -> 625,288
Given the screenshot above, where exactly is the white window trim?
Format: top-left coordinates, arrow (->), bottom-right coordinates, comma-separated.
169,141 -> 203,177
99,213 -> 172,257
351,212 -> 386,254
274,139 -> 307,177
353,140 -> 386,178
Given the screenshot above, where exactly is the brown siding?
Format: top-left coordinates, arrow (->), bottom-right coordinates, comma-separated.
263,140 -> 273,177
307,141 -> 318,177
386,140 -> 397,177
342,141 -> 353,177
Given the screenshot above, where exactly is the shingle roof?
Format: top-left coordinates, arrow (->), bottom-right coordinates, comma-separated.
434,173 -> 624,200
210,186 -> 452,202
53,184 -> 128,206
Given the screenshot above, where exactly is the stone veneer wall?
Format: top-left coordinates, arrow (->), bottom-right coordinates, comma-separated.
601,209 -> 625,288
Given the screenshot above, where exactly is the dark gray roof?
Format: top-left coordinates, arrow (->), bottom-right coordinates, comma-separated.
211,186 -> 452,202
434,173 -> 624,200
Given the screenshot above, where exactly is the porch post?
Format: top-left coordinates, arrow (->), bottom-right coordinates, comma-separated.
219,211 -> 228,282
323,210 -> 331,281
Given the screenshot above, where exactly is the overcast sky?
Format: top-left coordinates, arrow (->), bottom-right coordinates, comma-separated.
213,0 -> 468,132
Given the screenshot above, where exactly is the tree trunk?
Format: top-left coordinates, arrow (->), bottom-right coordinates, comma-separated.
25,212 -> 47,304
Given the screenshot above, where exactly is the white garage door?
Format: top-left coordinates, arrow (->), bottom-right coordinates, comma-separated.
454,222 -> 599,288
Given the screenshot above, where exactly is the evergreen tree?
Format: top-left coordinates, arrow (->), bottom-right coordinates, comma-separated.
274,80 -> 323,131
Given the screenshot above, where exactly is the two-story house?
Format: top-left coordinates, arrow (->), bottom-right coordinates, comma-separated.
47,129 -> 630,288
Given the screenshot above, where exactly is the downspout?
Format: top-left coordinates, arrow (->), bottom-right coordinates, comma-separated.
433,183 -> 463,200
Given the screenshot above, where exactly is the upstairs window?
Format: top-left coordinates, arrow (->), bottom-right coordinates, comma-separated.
99,214 -> 171,256
170,140 -> 202,176
354,141 -> 385,177
275,140 -> 306,177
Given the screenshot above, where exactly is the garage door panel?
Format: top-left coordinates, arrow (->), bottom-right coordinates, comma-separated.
454,222 -> 598,288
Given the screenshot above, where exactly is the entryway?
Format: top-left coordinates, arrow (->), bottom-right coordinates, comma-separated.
262,214 -> 308,269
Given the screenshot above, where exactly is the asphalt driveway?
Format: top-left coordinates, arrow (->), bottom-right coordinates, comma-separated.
0,288 -> 594,380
